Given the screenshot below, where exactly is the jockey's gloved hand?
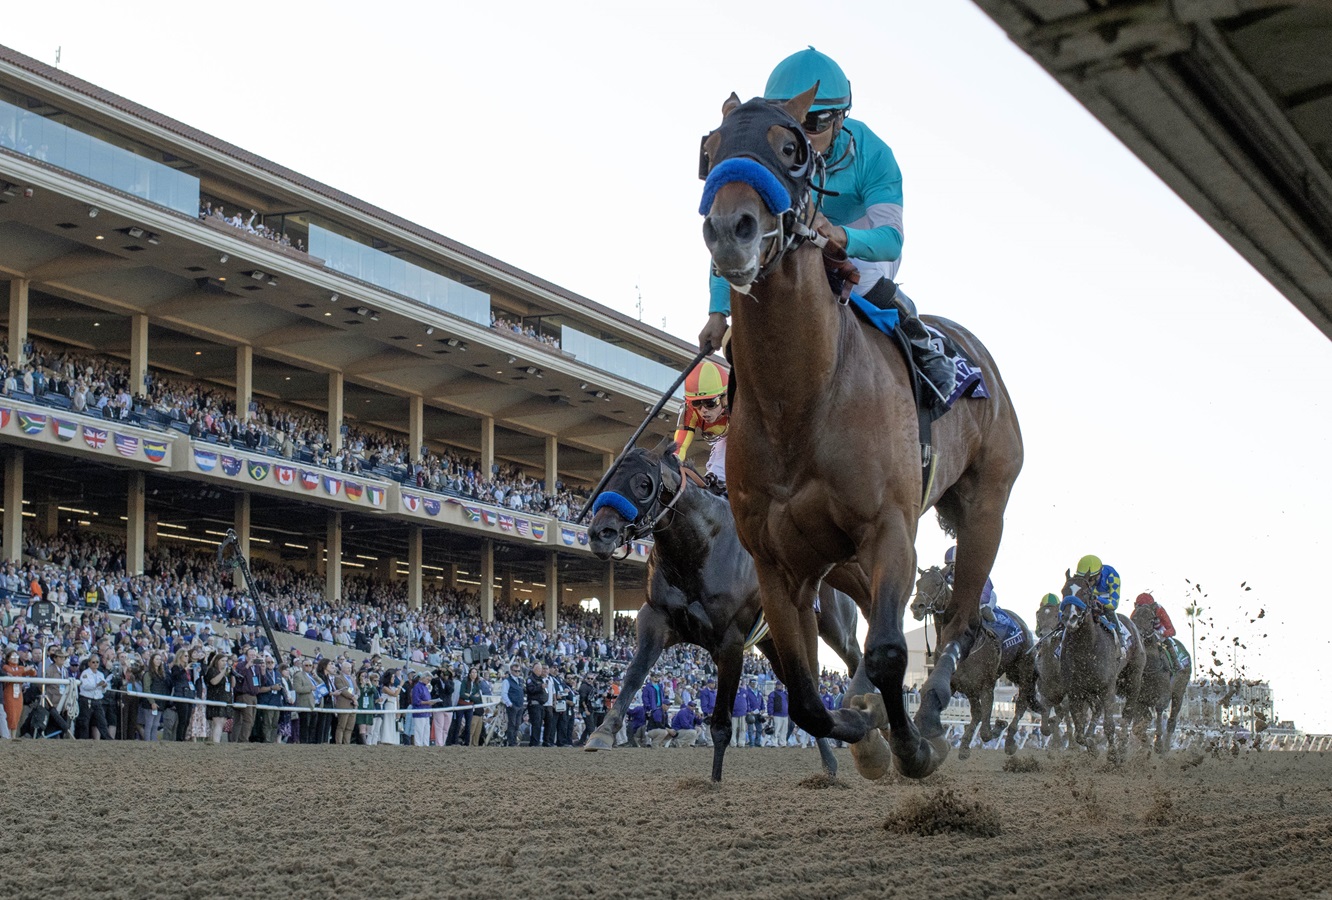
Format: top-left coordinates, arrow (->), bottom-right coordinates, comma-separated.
698,313 -> 728,354
811,211 -> 848,253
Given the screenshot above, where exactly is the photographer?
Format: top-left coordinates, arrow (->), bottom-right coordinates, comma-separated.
32,647 -> 74,739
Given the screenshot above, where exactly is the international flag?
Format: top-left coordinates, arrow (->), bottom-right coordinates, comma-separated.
498,514 -> 515,532
561,527 -> 575,546
247,460 -> 269,481
531,522 -> 546,540
402,493 -> 420,512
481,509 -> 497,526
0,408 -> 10,429
633,541 -> 650,557
221,455 -> 242,476
323,475 -> 342,496
576,530 -> 589,546
515,519 -> 531,537
367,486 -> 385,507
114,433 -> 139,457
274,465 -> 295,486
193,449 -> 217,472
84,426 -> 108,450
142,439 -> 168,463
50,418 -> 77,442
18,412 -> 46,434
422,498 -> 440,516
344,481 -> 364,502
459,504 -> 481,523
300,470 -> 319,490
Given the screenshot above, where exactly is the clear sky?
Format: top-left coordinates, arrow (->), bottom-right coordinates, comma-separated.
7,1 -> 1331,730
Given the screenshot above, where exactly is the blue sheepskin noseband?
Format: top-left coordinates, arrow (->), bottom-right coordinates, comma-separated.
590,490 -> 641,523
699,157 -> 792,216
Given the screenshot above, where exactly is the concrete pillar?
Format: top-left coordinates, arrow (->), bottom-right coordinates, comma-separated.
236,345 -> 254,420
480,416 -> 495,478
234,493 -> 251,589
127,471 -> 145,576
35,501 -> 59,539
3,450 -> 23,563
500,572 -> 514,607
312,540 -> 326,578
446,562 -> 459,592
129,314 -> 149,397
325,511 -> 342,602
602,561 -> 616,640
407,526 -> 423,610
545,436 -> 558,493
479,539 -> 495,623
602,450 -> 615,474
145,513 -> 159,551
8,279 -> 29,365
545,552 -> 559,634
328,372 -> 344,452
409,395 -> 424,463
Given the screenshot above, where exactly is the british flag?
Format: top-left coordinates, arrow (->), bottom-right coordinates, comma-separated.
84,426 -> 108,450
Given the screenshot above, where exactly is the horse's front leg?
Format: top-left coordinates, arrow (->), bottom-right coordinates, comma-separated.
752,567 -> 877,765
958,692 -> 983,760
855,526 -> 947,779
585,603 -> 670,752
708,640 -> 745,782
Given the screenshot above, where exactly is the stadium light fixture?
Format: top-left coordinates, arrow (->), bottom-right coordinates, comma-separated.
219,253 -> 229,264
330,293 -> 339,303
127,226 -> 145,239
88,206 -> 99,218
425,327 -> 434,335
267,276 -> 278,286
355,307 -> 369,316
369,312 -> 380,321
147,233 -> 160,244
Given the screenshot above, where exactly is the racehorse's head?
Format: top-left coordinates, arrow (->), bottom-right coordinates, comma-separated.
1130,603 -> 1159,647
1034,603 -> 1062,639
587,438 -> 683,560
1062,567 -> 1095,601
911,566 -> 950,622
699,85 -> 819,290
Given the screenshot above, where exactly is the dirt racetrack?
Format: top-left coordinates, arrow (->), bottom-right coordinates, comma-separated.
2,741 -> 1330,899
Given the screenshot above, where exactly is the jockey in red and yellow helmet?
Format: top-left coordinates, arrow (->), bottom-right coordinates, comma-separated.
673,359 -> 730,486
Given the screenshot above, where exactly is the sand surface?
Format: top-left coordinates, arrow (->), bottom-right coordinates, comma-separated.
2,741 -> 1330,899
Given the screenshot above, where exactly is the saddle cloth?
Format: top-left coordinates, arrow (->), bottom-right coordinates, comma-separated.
1167,637 -> 1191,671
991,607 -> 1027,667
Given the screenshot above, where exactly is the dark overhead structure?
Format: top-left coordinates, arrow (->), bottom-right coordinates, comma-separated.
972,1 -> 1332,339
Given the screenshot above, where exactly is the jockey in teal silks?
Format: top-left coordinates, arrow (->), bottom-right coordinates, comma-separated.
697,47 -> 956,402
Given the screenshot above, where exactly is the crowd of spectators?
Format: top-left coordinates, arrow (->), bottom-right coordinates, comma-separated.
199,199 -> 304,252
2,526 -> 851,749
0,333 -> 594,522
490,313 -> 561,351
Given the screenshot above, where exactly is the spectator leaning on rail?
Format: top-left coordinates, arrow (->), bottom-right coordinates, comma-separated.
697,47 -> 955,402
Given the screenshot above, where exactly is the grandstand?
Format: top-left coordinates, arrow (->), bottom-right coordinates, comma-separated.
0,43 -> 705,636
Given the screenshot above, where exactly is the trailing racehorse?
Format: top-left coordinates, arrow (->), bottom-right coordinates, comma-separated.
911,566 -> 1041,757
1032,603 -> 1076,750
584,440 -> 862,782
1127,603 -> 1192,753
1058,570 -> 1145,759
699,87 -> 1023,778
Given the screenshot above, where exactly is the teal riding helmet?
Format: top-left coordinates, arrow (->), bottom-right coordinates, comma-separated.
764,46 -> 852,111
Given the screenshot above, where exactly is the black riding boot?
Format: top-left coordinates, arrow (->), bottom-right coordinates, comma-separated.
862,280 -> 956,402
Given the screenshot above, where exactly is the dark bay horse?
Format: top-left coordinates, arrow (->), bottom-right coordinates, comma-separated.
1057,571 -> 1145,758
700,86 -> 1023,778
911,566 -> 1040,756
1032,603 -> 1075,749
1127,603 -> 1192,753
584,440 -> 862,782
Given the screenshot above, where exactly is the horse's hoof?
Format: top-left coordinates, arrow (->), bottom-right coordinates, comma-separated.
583,731 -> 613,752
1004,738 -> 1018,756
849,728 -> 892,780
846,692 -> 888,729
893,733 -> 949,779
957,745 -> 971,761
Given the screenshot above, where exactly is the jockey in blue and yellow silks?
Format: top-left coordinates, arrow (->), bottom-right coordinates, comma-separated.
1064,554 -> 1124,646
673,359 -> 729,489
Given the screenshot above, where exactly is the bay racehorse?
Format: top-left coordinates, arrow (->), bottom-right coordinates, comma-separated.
1058,570 -> 1145,758
911,566 -> 1041,757
699,86 -> 1023,778
584,440 -> 862,781
1033,603 -> 1076,749
1127,602 -> 1192,753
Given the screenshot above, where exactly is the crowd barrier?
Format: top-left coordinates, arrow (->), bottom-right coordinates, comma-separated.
113,687 -> 499,716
